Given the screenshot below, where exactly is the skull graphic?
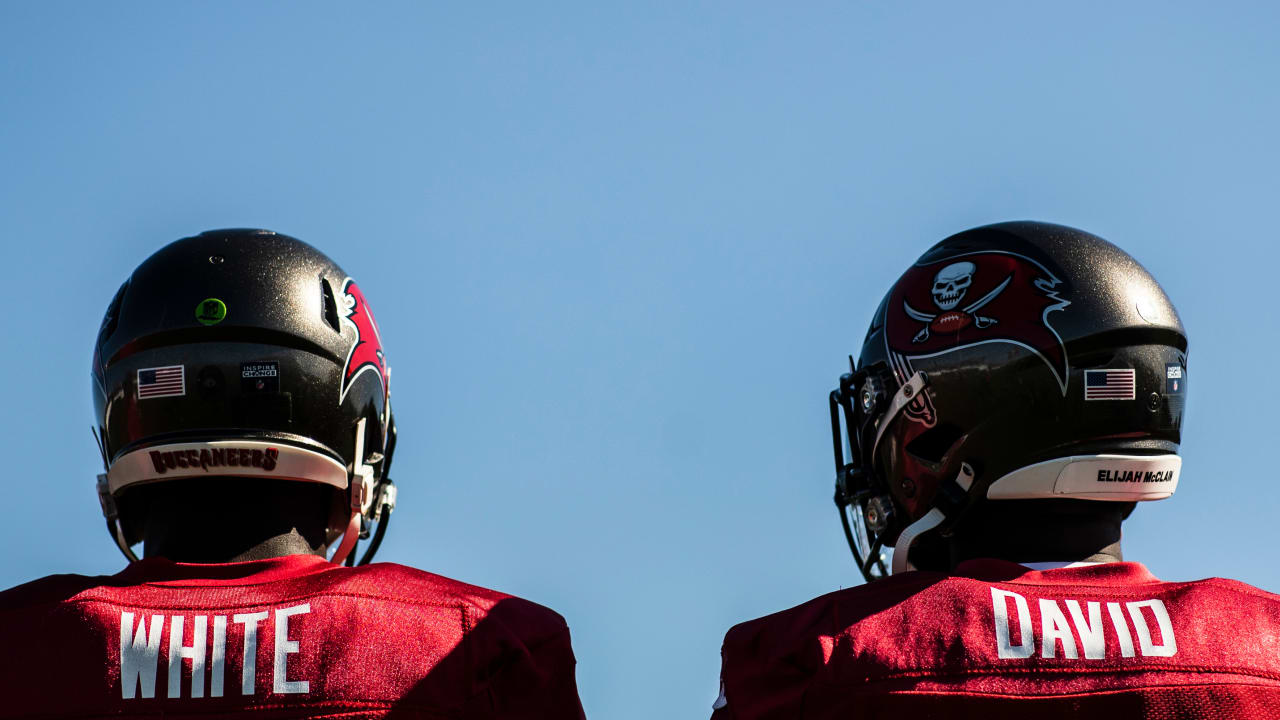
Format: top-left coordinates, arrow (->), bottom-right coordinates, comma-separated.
931,262 -> 975,310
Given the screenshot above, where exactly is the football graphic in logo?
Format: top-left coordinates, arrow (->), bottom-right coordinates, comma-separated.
338,278 -> 389,405
884,251 -> 1071,424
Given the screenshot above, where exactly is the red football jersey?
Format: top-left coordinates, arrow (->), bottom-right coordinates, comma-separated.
712,560 -> 1280,719
0,555 -> 585,719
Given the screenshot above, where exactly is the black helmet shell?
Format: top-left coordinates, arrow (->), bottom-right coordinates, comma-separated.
832,222 -> 1187,580
92,229 -> 394,559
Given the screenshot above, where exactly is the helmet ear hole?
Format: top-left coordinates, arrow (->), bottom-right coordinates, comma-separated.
905,423 -> 963,465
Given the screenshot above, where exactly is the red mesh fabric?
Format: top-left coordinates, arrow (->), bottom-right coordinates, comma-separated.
715,560 -> 1280,719
0,555 -> 585,719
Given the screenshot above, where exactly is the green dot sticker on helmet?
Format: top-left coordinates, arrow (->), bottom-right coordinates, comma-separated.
195,298 -> 227,326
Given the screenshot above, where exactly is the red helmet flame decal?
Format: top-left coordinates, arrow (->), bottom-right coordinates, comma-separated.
886,251 -> 1071,397
339,278 -> 389,405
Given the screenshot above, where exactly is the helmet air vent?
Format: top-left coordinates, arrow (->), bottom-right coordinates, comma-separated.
320,277 -> 341,333
98,280 -> 130,342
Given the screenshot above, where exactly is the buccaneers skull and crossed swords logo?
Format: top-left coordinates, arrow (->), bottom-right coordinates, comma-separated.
886,251 -> 1072,396
902,261 -> 1012,343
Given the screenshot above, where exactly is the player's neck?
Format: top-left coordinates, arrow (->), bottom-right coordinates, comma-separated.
136,478 -> 334,564
144,528 -> 325,564
943,498 -> 1128,569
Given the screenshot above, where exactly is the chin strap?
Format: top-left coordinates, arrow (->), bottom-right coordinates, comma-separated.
331,418 -> 377,566
330,510 -> 363,566
890,508 -> 945,575
97,473 -> 139,563
94,426 -> 139,564
891,462 -> 974,574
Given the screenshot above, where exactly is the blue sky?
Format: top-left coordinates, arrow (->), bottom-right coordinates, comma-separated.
3,3 -> 1279,717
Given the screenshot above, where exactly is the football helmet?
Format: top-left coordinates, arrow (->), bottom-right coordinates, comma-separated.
831,222 -> 1187,581
91,229 -> 397,565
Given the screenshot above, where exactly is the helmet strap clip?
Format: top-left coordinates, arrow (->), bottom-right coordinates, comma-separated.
870,371 -> 930,463
331,418 -> 377,566
891,462 -> 974,574
97,473 -> 138,563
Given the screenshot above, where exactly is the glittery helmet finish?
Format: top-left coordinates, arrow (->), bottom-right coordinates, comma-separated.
831,222 -> 1187,581
92,229 -> 397,565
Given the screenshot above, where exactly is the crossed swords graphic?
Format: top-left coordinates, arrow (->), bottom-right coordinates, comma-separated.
903,274 -> 1012,343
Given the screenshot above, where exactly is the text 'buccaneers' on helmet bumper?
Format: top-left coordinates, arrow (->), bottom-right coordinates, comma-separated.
91,229 -> 397,565
831,222 -> 1187,582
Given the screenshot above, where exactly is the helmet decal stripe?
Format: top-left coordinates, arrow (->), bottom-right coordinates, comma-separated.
338,278 -> 389,405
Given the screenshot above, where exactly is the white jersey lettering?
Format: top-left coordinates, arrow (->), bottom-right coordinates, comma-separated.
1128,599 -> 1177,657
119,612 -> 163,699
1065,600 -> 1105,659
210,615 -> 227,697
990,587 -> 1178,660
233,610 -> 270,695
273,603 -> 311,694
990,587 -> 1034,659
167,615 -> 207,698
1106,601 -> 1136,657
119,604 -> 312,701
1039,598 -> 1079,659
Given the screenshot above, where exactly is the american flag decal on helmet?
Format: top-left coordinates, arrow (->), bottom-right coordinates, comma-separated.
1084,369 -> 1136,401
137,365 -> 185,400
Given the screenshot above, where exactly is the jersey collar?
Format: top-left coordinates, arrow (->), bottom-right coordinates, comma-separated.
954,557 -> 1162,585
113,554 -> 333,586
